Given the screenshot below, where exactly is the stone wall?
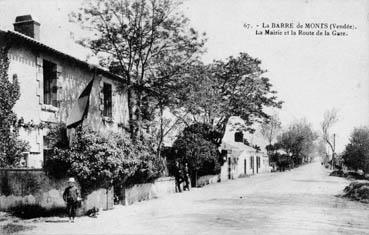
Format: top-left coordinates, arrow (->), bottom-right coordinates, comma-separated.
121,177 -> 175,206
197,175 -> 219,187
82,188 -> 114,213
0,169 -> 113,215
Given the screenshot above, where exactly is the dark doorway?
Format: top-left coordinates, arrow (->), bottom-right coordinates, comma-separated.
244,159 -> 247,175
228,157 -> 231,179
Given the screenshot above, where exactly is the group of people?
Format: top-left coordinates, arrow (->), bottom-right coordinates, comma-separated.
173,161 -> 191,192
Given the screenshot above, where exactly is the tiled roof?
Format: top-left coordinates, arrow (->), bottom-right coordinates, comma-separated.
221,141 -> 256,152
3,30 -> 123,82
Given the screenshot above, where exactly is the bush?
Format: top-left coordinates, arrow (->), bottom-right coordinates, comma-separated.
123,137 -> 166,187
343,181 -> 369,203
329,170 -> 344,177
345,171 -> 366,180
269,152 -> 292,171
329,170 -> 367,180
44,125 -> 164,195
342,127 -> 369,174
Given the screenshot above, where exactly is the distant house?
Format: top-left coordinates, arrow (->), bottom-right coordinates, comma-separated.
0,15 -> 129,168
220,116 -> 270,181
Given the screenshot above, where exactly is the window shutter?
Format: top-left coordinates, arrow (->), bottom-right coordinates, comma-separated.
55,65 -> 63,107
99,78 -> 104,112
36,57 -> 43,105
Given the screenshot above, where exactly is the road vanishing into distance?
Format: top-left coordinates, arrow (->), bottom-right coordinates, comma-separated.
13,161 -> 369,234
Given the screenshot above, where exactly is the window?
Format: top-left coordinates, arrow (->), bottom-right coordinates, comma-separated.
234,131 -> 243,142
103,82 -> 112,117
43,60 -> 57,106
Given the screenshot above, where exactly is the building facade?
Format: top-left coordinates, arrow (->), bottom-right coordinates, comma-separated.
0,15 -> 129,168
220,116 -> 271,181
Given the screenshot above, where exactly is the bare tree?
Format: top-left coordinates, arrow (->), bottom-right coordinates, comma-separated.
321,109 -> 338,167
150,110 -> 189,157
261,113 -> 282,146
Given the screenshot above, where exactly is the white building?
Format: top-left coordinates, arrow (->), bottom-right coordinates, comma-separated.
220,116 -> 271,181
0,15 -> 129,168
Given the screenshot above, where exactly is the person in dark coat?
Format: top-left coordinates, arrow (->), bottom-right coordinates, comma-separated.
173,161 -> 183,192
183,163 -> 190,191
63,177 -> 80,222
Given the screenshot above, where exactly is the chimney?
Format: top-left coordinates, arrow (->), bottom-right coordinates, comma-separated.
13,15 -> 40,40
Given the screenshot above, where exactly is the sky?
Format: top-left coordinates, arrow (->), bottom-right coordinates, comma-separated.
0,0 -> 368,152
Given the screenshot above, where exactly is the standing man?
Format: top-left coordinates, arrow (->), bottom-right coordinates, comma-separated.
183,163 -> 191,191
173,161 -> 183,193
63,177 -> 80,223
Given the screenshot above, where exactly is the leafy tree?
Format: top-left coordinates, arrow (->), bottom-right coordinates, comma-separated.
276,119 -> 317,166
171,123 -> 221,186
177,53 -> 282,146
0,47 -> 29,167
125,134 -> 165,186
70,0 -> 206,141
342,127 -> 369,174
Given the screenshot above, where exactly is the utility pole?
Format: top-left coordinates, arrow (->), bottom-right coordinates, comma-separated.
332,133 -> 336,169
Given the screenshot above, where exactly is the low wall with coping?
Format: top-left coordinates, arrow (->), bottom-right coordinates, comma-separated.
197,175 -> 220,187
81,188 -> 114,213
0,169 -> 113,215
122,177 -> 175,205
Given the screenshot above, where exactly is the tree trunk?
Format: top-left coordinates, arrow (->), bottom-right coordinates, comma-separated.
156,106 -> 164,159
195,171 -> 198,188
215,116 -> 230,146
127,88 -> 136,141
127,87 -> 143,142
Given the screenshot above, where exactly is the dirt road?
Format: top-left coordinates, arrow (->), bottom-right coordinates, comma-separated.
11,161 -> 369,234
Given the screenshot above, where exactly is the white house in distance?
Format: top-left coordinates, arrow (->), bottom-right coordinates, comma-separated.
220,116 -> 271,181
0,15 -> 129,168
